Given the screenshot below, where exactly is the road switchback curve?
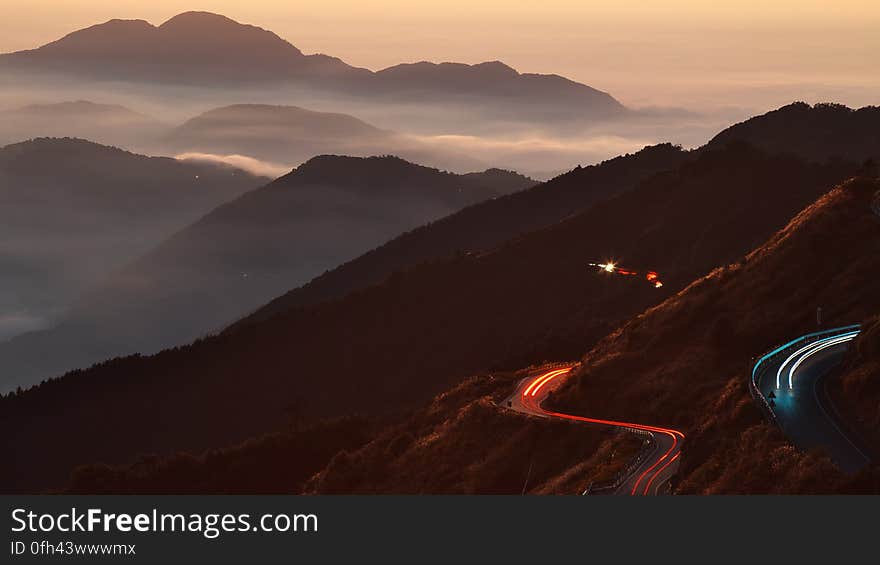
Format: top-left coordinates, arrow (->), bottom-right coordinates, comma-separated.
502,366 -> 684,495
752,325 -> 871,473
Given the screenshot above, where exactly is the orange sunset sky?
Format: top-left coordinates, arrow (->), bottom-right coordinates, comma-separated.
2,1 -> 878,110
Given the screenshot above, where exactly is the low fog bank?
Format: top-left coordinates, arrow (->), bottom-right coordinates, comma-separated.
176,153 -> 292,179
0,311 -> 50,342
0,76 -> 755,349
410,132 -> 653,180
0,72 -> 760,179
0,139 -> 265,349
161,108 -> 740,181
0,159 -> 533,393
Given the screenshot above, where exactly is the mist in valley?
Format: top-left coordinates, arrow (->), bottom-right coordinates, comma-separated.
2,4 -> 880,500
0,137 -> 265,343
0,69 -> 753,180
0,7 -> 874,395
0,64 -> 812,372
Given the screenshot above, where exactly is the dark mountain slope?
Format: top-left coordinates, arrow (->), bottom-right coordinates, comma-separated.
63,416 -> 380,495
0,156 -> 533,393
707,102 -> 880,163
233,143 -> 689,329
62,370 -> 642,494
831,315 -> 880,456
544,176 -> 880,493
0,137 -> 263,341
0,144 -> 858,492
312,177 -> 880,494
306,370 -> 643,494
235,102 -> 880,329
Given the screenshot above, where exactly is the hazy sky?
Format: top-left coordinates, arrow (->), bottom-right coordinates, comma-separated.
3,1 -> 878,110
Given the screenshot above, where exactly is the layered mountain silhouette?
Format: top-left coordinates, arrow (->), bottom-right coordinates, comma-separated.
0,138 -> 263,341
0,12 -> 360,83
0,101 -> 485,174
0,156 -> 534,394
233,143 -> 690,329
47,173 -> 880,496
237,103 -> 880,328
0,140 -> 860,492
0,12 -> 626,123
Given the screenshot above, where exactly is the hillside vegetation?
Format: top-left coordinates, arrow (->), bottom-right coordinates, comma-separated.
312,176 -> 880,494
0,144 -> 857,492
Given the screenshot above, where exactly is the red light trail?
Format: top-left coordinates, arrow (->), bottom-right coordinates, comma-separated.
512,366 -> 684,495
589,262 -> 664,288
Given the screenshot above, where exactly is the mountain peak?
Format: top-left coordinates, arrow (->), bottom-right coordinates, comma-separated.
285,154 -> 434,185
159,11 -> 241,30
93,18 -> 153,31
0,12 -> 623,117
16,100 -> 134,114
379,59 -> 519,78
474,60 -> 518,74
14,11 -> 305,62
154,11 -> 303,57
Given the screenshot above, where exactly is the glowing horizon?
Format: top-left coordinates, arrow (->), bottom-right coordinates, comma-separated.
2,1 -> 878,111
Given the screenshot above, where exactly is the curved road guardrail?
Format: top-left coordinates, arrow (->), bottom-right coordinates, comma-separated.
583,435 -> 657,495
751,324 -> 870,473
750,324 -> 860,419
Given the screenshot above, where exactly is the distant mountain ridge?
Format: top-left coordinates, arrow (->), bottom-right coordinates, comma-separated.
0,11 -> 626,120
164,104 -> 394,165
9,100 -> 147,119
3,104 -> 877,493
0,101 -> 486,174
0,155 -> 535,393
0,137 -> 264,341
0,142 -> 860,492
174,104 -> 386,139
1,12 -> 359,82
0,101 -> 163,148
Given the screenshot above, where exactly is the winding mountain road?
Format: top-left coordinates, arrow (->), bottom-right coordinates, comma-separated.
753,325 -> 871,473
503,366 -> 684,495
